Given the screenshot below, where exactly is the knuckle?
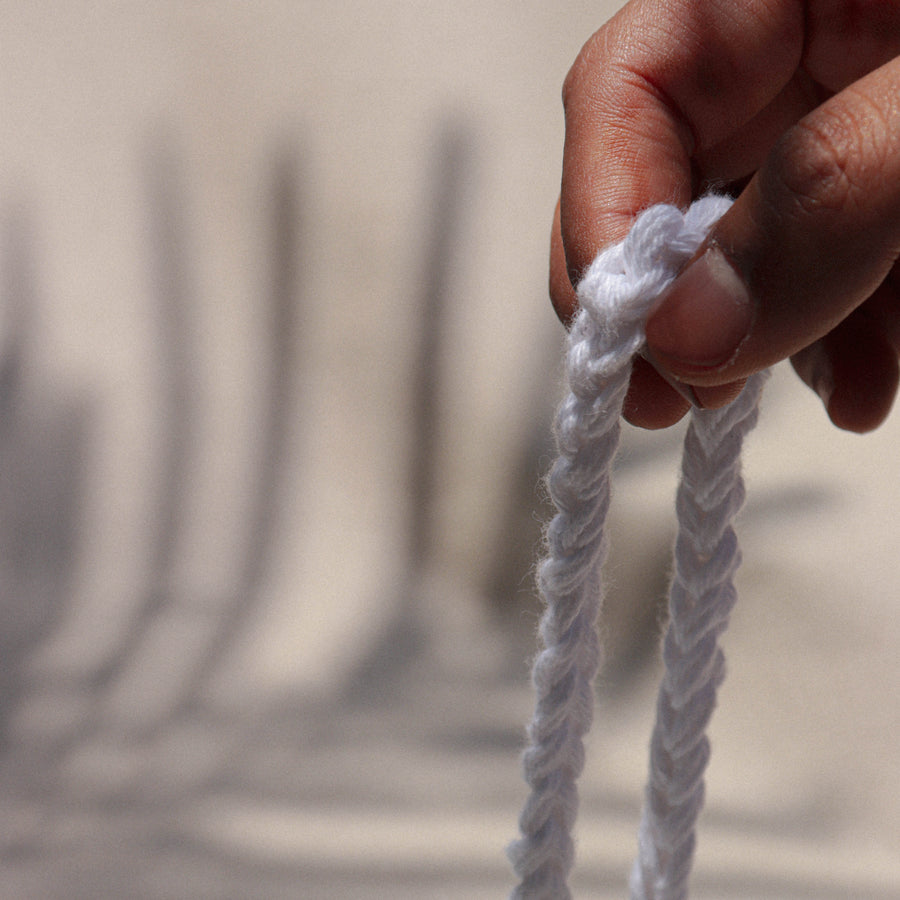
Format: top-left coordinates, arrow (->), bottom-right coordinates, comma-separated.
776,118 -> 859,217
562,27 -> 612,113
771,92 -> 894,219
562,46 -> 591,113
561,64 -> 578,112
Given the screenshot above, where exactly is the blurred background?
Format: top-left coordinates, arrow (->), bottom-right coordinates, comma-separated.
1,3 -> 899,898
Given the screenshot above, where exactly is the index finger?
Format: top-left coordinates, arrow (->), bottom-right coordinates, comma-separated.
559,0 -> 803,282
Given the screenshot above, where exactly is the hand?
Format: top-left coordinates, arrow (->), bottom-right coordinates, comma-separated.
551,0 -> 900,432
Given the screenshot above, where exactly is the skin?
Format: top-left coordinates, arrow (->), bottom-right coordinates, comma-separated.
551,0 -> 900,432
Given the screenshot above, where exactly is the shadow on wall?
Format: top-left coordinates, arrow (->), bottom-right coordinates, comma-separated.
0,117 -> 672,744
0,209 -> 92,749
0,129 -> 306,748
0,117 -> 677,899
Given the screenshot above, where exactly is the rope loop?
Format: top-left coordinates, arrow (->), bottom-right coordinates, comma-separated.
510,196 -> 767,900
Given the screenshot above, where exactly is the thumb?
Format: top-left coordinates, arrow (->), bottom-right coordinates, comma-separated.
645,59 -> 900,390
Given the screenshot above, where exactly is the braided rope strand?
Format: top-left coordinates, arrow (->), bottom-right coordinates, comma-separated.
509,196 -> 735,899
629,372 -> 768,900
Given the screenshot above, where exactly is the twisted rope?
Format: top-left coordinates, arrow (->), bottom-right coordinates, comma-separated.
629,371 -> 767,900
509,196 -> 765,899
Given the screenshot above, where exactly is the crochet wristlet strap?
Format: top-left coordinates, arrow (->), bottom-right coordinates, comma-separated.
509,197 -> 768,899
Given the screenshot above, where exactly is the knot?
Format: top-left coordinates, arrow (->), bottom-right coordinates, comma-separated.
575,195 -> 733,338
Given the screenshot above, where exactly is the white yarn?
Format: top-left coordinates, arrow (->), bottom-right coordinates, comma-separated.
509,196 -> 765,899
629,369 -> 767,900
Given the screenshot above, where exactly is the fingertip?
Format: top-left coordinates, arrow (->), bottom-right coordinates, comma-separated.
792,319 -> 900,433
827,344 -> 899,434
622,356 -> 691,429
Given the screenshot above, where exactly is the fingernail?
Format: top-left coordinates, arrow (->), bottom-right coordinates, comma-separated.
646,246 -> 753,372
